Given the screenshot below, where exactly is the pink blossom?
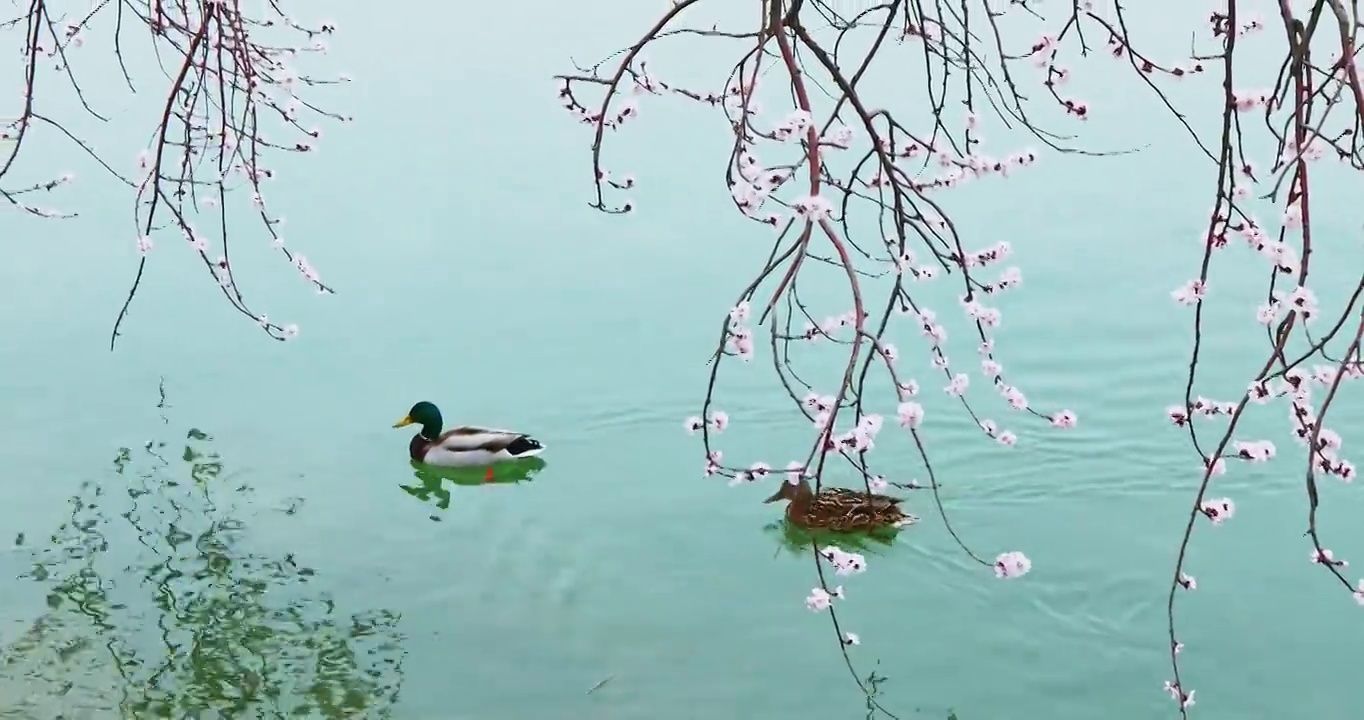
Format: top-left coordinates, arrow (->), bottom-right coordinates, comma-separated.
897,402 -> 924,428
1234,440 -> 1275,461
1171,279 -> 1206,305
805,588 -> 833,611
704,450 -> 723,477
1311,548 -> 1347,567
1199,497 -> 1235,524
709,411 -> 729,431
821,546 -> 867,575
994,551 -> 1031,578
1050,410 -> 1077,428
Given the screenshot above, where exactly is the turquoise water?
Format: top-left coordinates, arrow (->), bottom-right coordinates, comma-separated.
2,1 -> 1363,718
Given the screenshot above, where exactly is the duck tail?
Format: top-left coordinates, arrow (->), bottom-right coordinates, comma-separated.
505,435 -> 545,457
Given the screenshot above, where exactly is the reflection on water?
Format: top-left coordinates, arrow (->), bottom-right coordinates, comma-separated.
0,399 -> 405,718
763,519 -> 900,557
399,458 -> 547,519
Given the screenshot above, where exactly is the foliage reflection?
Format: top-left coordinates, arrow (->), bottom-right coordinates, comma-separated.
1,403 -> 404,718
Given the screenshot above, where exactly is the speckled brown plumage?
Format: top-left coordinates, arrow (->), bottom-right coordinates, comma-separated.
765,480 -> 917,531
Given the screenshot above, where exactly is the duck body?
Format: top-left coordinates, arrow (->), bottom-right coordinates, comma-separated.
407,426 -> 545,467
765,480 -> 917,531
395,401 -> 545,468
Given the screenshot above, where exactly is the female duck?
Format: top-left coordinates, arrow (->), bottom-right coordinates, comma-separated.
393,401 -> 545,468
764,478 -> 917,531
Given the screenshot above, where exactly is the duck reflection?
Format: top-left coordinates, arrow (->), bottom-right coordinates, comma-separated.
399,457 -> 548,514
764,517 -> 902,558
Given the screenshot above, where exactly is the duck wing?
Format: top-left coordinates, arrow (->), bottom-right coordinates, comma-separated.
436,427 -> 542,455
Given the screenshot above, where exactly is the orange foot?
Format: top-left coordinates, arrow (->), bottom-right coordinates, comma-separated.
484,467 -> 494,482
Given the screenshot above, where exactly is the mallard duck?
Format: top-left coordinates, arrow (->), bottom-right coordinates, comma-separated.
393,401 -> 545,468
764,479 -> 917,531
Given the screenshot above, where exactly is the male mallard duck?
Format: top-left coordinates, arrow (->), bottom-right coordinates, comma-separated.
764,479 -> 917,531
393,401 -> 545,468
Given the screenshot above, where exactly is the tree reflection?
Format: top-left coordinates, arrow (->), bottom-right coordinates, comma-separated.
0,407 -> 404,718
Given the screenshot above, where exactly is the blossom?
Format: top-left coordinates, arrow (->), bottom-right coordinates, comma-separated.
821,546 -> 868,575
773,109 -> 812,141
1199,497 -> 1235,524
1354,580 -> 1364,606
1050,410 -> 1077,428
136,235 -> 153,254
994,551 -> 1031,578
729,301 -> 751,325
704,450 -> 723,477
1001,385 -> 1027,410
1171,279 -> 1206,305
684,416 -> 704,434
897,402 -> 924,428
996,431 -> 1017,446
805,587 -> 832,611
1311,548 -> 1347,567
281,324 -> 299,340
1178,572 -> 1197,590
709,411 -> 729,431
791,195 -> 833,221
1285,285 -> 1319,322
843,632 -> 860,646
784,461 -> 804,485
1235,440 -> 1275,461
945,373 -> 969,397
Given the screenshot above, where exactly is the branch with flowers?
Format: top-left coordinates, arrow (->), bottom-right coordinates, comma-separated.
560,0 -> 1363,716
557,0 -> 1093,713
1150,0 -> 1364,715
1,0 -> 349,349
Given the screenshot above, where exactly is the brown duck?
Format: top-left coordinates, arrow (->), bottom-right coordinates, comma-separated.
764,479 -> 917,531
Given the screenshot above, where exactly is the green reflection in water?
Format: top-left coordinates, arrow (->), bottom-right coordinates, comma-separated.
0,399 -> 405,719
399,458 -> 547,519
763,518 -> 902,557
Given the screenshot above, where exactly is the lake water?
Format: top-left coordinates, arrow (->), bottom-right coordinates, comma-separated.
2,1 -> 1362,718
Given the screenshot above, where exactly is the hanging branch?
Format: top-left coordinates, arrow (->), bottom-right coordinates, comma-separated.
1,0 -> 351,349
557,0 -> 1097,713
560,0 -> 1364,716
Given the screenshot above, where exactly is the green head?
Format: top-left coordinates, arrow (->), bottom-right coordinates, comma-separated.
393,401 -> 443,439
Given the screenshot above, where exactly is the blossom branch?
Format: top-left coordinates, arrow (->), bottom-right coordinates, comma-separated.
558,0 -> 1086,712
1158,0 -> 1364,713
1,0 -> 350,348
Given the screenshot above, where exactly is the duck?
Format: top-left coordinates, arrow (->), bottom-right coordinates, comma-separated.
764,478 -> 917,531
393,400 -> 545,468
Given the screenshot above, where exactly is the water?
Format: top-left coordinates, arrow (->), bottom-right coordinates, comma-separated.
1,1 -> 1362,718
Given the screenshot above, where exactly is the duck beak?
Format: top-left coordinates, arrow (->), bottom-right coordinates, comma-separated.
393,415 -> 415,429
763,487 -> 784,503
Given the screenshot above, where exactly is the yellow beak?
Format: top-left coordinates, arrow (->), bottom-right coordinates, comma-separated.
393,415 -> 415,428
